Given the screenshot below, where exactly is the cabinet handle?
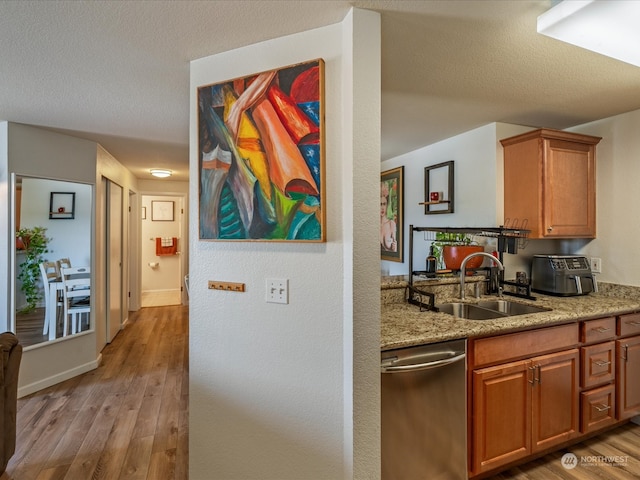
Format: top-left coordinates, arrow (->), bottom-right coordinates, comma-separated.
592,326 -> 611,333
536,364 -> 542,385
595,404 -> 611,413
627,321 -> 640,326
528,366 -> 536,385
622,345 -> 628,361
547,226 -> 553,233
593,359 -> 611,367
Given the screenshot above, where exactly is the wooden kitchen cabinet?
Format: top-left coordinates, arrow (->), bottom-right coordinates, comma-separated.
616,335 -> 640,420
471,348 -> 579,474
501,128 -> 601,239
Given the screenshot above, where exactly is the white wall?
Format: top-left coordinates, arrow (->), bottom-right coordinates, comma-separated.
189,8 -> 380,480
567,109 -> 640,286
20,178 -> 92,267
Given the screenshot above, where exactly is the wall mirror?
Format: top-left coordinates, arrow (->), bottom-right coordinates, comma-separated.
11,174 -> 93,349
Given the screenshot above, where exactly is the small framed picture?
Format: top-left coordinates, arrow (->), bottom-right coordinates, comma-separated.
152,201 -> 174,221
380,166 -> 404,262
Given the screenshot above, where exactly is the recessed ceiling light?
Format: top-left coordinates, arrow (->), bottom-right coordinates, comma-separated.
150,169 -> 172,178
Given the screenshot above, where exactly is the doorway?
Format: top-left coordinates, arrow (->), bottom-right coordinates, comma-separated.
140,194 -> 184,307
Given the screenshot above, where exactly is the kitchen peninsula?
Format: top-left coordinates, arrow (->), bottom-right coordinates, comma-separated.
381,275 -> 640,478
381,276 -> 640,350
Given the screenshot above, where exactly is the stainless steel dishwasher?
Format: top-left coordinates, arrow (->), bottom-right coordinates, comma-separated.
381,339 -> 467,480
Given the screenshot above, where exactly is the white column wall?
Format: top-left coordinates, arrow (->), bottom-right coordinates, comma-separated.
189,8 -> 380,480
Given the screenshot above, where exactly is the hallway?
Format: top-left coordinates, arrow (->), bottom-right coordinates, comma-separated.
3,305 -> 188,480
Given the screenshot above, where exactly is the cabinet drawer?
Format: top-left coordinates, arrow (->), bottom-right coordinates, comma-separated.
581,341 -> 615,389
581,317 -> 615,343
618,313 -> 640,337
580,384 -> 615,434
472,323 -> 579,367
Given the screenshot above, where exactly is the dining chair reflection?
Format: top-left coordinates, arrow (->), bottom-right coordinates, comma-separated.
60,266 -> 91,336
39,261 -> 63,340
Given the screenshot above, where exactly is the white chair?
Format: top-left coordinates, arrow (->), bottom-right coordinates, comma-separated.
60,266 -> 91,336
39,261 -> 63,339
56,257 -> 72,271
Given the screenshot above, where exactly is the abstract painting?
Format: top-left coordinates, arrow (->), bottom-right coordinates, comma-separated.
198,59 -> 325,241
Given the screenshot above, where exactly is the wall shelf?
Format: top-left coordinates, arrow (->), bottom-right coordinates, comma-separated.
418,200 -> 451,206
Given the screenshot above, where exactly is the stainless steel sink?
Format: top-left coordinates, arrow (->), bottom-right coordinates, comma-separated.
436,299 -> 551,320
477,300 -> 551,316
436,303 -> 508,320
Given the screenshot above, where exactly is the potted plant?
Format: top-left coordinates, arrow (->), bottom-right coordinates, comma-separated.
432,232 -> 483,271
16,226 -> 51,313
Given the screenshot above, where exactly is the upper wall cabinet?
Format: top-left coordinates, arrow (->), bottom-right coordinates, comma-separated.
501,128 -> 601,239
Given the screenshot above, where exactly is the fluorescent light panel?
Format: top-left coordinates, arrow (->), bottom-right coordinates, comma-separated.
150,169 -> 172,178
537,0 -> 640,67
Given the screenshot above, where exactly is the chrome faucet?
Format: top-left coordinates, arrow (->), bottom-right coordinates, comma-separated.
460,252 -> 504,300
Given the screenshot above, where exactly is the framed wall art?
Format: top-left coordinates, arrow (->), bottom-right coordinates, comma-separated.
380,166 -> 404,262
197,58 -> 325,241
423,160 -> 454,214
49,192 -> 75,219
152,201 -> 174,221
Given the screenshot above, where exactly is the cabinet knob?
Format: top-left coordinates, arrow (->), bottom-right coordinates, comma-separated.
547,226 -> 553,232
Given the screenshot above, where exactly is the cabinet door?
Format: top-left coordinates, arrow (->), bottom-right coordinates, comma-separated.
531,349 -> 579,452
472,359 -> 531,474
616,336 -> 640,420
542,139 -> 595,238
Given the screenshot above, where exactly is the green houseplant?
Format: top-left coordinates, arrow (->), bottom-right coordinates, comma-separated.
16,226 -> 51,313
432,231 -> 482,270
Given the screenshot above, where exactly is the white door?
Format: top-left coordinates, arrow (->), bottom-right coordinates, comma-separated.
107,181 -> 123,342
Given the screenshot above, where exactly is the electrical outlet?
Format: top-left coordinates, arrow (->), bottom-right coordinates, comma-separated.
590,257 -> 602,273
266,278 -> 288,304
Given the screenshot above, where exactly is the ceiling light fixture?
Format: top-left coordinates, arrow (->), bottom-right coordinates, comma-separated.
150,169 -> 172,178
537,0 -> 640,68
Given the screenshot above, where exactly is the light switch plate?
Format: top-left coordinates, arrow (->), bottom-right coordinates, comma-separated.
266,278 -> 288,304
590,257 -> 602,273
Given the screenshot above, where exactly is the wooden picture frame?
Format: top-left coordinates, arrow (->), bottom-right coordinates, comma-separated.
151,201 -> 174,221
49,192 -> 75,219
423,160 -> 454,214
197,58 -> 325,241
380,166 -> 404,262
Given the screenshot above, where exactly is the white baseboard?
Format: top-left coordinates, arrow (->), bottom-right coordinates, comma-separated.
18,353 -> 103,398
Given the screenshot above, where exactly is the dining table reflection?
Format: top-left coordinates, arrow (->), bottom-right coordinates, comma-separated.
41,262 -> 91,340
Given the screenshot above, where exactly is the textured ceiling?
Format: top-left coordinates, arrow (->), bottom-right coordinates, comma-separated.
2,0 -> 640,182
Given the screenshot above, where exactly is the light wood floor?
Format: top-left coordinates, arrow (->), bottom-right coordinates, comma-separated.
2,305 -> 188,480
489,422 -> 640,479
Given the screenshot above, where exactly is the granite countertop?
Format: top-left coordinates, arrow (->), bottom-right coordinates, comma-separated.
381,279 -> 640,351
